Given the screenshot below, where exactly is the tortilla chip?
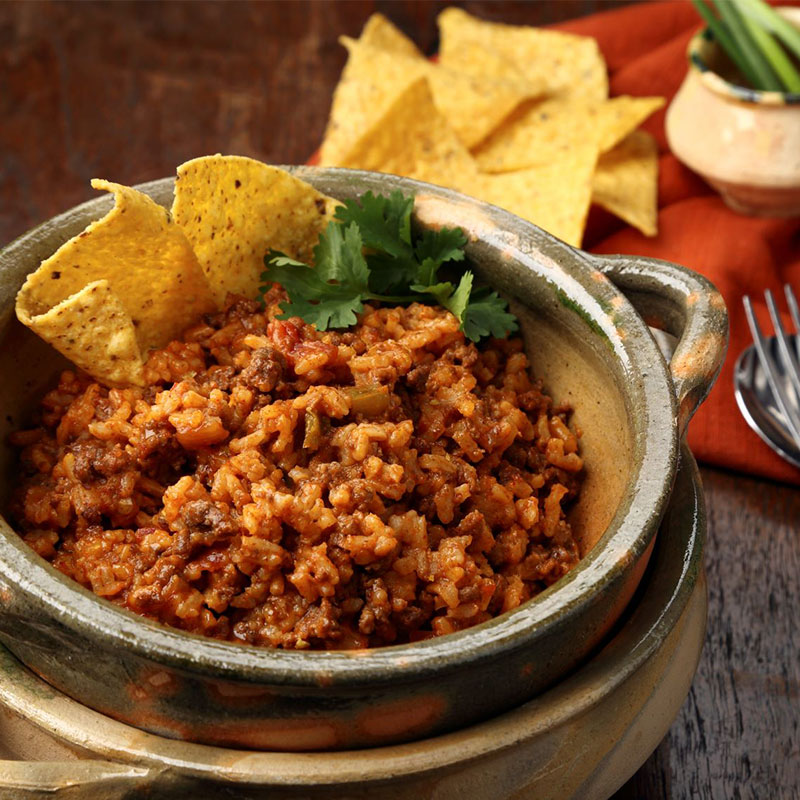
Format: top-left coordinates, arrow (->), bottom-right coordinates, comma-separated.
357,14 -> 535,149
436,35 -> 535,92
319,17 -> 425,166
359,13 -> 424,57
320,37 -> 534,164
337,75 -> 595,247
16,179 -> 216,354
319,39 -> 410,167
474,143 -> 600,247
474,96 -> 600,174
335,76 -> 479,185
438,7 -> 608,103
18,280 -> 144,387
426,57 -> 536,150
473,95 -> 664,174
596,96 -> 665,153
592,130 -> 659,237
172,155 -> 339,304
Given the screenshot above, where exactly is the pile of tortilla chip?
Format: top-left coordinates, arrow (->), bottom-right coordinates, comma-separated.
318,9 -> 663,249
16,156 -> 339,388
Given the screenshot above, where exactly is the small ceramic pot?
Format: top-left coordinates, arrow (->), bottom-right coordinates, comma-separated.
666,8 -> 800,217
0,167 -> 728,751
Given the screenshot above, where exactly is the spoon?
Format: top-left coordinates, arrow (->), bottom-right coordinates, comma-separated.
734,337 -> 800,469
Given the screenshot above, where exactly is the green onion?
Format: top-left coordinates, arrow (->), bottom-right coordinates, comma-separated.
692,0 -> 800,93
738,6 -> 800,92
713,0 -> 783,91
735,0 -> 800,63
691,0 -> 763,87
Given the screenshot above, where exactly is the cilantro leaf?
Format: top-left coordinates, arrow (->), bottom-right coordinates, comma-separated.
462,288 -> 519,341
413,227 -> 467,286
411,271 -> 473,327
258,190 -> 517,343
334,191 -> 413,257
335,191 -> 418,294
409,270 -> 473,322
365,251 -> 420,295
260,261 -> 365,330
410,280 -> 455,305
312,221 -> 370,288
443,272 -> 473,321
281,287 -> 364,330
260,222 -> 369,330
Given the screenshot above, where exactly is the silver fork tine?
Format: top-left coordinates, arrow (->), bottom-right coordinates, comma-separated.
765,289 -> 800,403
785,284 -> 800,363
744,294 -> 800,448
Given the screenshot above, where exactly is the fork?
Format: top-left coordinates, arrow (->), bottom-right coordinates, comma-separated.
743,285 -> 800,450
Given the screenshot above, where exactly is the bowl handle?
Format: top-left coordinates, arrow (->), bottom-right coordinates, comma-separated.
588,254 -> 729,434
0,760 -> 158,796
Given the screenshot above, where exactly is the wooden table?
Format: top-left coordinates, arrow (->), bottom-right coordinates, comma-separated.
1,2 -> 798,797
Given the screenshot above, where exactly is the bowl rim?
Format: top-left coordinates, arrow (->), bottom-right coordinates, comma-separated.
0,166 -> 679,686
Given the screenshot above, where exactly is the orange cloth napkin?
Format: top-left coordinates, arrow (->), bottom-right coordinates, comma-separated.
556,0 -> 800,485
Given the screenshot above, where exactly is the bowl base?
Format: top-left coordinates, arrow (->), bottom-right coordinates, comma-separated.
709,178 -> 800,218
0,574 -> 707,800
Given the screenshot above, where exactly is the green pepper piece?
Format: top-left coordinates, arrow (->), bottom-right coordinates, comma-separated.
303,409 -> 323,451
344,385 -> 391,417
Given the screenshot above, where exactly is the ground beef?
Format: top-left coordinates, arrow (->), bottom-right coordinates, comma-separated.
9,288 -> 583,649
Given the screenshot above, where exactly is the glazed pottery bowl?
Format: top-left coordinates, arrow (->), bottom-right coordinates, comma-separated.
0,167 -> 727,751
666,7 -> 800,216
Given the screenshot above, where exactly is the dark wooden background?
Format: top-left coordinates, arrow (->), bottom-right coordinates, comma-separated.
1,2 -> 799,797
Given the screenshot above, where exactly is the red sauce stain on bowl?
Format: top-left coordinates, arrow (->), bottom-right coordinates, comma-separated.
126,668 -> 181,703
642,313 -> 667,329
126,683 -> 149,703
196,717 -> 341,751
206,679 -> 275,707
710,291 -> 726,310
671,332 -> 727,381
521,662 -> 535,678
357,694 -> 447,740
127,706 -> 195,741
143,668 -> 180,694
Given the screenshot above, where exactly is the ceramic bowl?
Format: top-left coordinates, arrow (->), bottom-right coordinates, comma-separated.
0,444 -> 707,799
0,167 -> 727,751
666,8 -> 800,216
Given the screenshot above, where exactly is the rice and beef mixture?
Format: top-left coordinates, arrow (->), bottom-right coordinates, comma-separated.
11,288 -> 584,649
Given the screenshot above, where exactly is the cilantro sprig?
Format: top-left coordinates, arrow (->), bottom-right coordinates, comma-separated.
258,190 -> 517,343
